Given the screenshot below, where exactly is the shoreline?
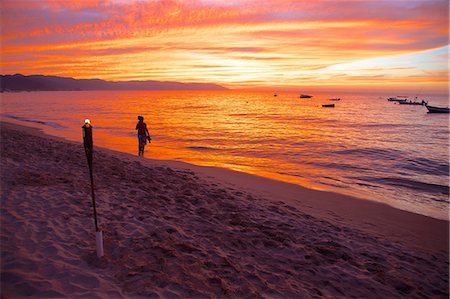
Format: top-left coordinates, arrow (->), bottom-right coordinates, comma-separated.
2,120 -> 447,251
1,121 -> 449,298
2,112 -> 448,222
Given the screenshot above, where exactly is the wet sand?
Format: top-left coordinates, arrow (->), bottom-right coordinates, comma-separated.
1,121 -> 448,298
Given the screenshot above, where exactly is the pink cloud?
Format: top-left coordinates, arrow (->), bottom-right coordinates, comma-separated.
0,0 -> 448,90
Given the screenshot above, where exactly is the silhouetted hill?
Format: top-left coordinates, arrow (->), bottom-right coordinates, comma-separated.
0,74 -> 227,91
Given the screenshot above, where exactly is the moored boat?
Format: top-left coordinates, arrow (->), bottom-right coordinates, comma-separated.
300,94 -> 313,98
398,99 -> 427,105
387,96 -> 408,102
425,105 -> 449,113
322,104 -> 335,108
329,98 -> 341,101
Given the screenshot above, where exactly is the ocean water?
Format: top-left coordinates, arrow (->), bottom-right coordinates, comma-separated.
1,90 -> 449,219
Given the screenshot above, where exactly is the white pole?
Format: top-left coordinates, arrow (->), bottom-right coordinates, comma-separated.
96,231 -> 104,258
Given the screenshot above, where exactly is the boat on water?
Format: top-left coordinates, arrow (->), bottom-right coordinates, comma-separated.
398,99 -> 427,105
387,96 -> 408,102
329,98 -> 341,101
322,104 -> 335,108
300,94 -> 313,98
273,93 -> 278,97
425,105 -> 449,113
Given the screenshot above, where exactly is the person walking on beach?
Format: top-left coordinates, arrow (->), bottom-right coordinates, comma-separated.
136,115 -> 151,156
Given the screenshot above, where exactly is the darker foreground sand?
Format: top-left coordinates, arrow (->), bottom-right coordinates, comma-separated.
1,122 -> 448,298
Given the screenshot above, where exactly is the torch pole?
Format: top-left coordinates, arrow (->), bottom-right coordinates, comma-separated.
82,120 -> 103,258
88,161 -> 99,232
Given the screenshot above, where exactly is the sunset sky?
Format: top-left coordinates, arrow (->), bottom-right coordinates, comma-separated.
1,0 -> 448,92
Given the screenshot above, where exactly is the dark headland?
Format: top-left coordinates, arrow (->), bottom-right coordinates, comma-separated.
0,74 -> 227,92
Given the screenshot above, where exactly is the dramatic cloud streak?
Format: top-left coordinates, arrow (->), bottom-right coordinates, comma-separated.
1,0 -> 448,91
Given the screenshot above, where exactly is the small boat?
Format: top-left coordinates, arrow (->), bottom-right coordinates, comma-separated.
322,104 -> 335,108
398,100 -> 427,105
387,96 -> 408,102
425,105 -> 449,113
329,98 -> 341,101
398,98 -> 427,105
300,94 -> 313,98
273,93 -> 278,97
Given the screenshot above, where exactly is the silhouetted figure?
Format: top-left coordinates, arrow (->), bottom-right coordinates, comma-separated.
136,116 -> 151,156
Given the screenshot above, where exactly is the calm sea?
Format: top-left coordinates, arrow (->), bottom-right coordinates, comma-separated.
1,90 -> 449,219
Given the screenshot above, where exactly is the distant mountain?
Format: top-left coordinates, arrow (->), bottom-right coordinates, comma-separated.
0,74 -> 227,91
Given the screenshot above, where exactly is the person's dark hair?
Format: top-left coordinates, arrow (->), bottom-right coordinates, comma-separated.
138,116 -> 144,121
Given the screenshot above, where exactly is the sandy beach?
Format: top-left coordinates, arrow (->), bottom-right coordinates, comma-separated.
1,121 -> 448,298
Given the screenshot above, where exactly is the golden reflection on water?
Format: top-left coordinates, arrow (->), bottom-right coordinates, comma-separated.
94,91 -> 338,196
95,90 -> 328,190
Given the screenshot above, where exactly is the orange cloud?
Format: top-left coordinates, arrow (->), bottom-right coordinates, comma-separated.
0,0 -> 448,91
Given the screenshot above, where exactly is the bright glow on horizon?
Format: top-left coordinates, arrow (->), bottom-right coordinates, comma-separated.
0,0 -> 448,92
